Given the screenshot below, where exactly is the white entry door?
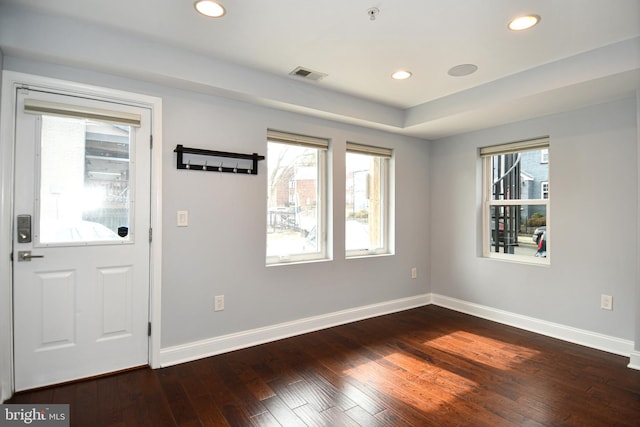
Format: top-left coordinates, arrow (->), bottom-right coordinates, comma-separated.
13,88 -> 151,391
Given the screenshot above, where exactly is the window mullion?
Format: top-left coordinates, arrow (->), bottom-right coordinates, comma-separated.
488,199 -> 547,206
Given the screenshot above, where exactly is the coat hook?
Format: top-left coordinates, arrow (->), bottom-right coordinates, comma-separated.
174,145 -> 265,175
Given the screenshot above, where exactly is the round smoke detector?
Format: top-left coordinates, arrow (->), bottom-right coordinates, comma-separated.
367,7 -> 379,21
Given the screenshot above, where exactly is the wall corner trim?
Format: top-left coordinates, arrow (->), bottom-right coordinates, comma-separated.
431,293 -> 634,359
159,294 -> 431,367
629,351 -> 640,370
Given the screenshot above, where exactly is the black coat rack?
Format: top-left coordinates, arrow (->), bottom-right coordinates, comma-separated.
174,144 -> 265,175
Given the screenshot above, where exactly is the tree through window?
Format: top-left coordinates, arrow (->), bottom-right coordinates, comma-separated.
266,130 -> 328,264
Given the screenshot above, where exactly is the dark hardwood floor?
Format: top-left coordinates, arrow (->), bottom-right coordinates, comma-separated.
8,306 -> 640,426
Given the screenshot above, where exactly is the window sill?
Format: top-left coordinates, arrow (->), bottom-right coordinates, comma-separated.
266,257 -> 332,267
482,253 -> 550,267
346,251 -> 394,260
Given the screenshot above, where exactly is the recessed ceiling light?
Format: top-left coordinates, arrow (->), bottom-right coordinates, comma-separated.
448,64 -> 478,77
391,70 -> 412,80
508,15 -> 540,31
194,0 -> 226,18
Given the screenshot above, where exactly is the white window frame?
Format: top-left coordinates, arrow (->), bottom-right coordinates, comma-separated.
266,130 -> 329,265
481,137 -> 550,264
541,181 -> 549,199
345,142 -> 392,258
541,148 -> 549,164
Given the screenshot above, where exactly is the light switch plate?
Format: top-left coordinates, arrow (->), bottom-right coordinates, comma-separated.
214,295 -> 224,311
177,210 -> 189,227
601,294 -> 613,310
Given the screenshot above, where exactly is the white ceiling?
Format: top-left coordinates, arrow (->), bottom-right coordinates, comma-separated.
1,0 -> 639,139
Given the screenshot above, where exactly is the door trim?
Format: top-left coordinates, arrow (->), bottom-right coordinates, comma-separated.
0,71 -> 163,400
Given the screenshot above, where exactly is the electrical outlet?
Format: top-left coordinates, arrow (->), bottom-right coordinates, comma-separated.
411,267 -> 417,279
177,210 -> 189,227
214,295 -> 224,311
600,294 -> 613,311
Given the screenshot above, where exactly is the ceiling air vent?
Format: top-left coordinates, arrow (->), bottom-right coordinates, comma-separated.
289,66 -> 327,82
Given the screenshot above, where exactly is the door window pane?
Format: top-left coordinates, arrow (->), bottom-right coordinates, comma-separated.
38,115 -> 131,244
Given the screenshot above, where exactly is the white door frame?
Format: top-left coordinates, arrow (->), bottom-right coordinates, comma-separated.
0,71 -> 163,400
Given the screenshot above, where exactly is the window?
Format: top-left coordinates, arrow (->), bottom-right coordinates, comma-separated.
481,137 -> 549,263
541,181 -> 549,199
345,142 -> 392,257
23,99 -> 141,245
38,115 -> 132,244
266,130 -> 328,264
541,148 -> 549,163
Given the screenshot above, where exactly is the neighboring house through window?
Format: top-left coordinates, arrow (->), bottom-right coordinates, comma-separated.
267,130 -> 328,264
481,137 -> 550,263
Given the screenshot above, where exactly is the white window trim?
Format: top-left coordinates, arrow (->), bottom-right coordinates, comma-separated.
541,181 -> 549,199
345,143 -> 392,258
481,138 -> 550,265
266,130 -> 329,265
541,148 -> 549,164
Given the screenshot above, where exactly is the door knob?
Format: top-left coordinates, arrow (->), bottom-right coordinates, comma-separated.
17,251 -> 44,262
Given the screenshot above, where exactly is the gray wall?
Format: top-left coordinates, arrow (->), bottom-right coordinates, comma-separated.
159,90 -> 431,347
3,57 -> 431,349
429,97 -> 638,340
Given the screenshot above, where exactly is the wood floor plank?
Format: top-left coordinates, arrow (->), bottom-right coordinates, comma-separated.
261,395 -> 306,427
319,406 -> 363,427
137,372 -> 177,427
188,393 -> 230,427
212,359 -> 270,418
96,375 -> 125,426
344,404 -> 386,427
248,410 -> 281,427
221,357 -> 276,402
266,378 -> 308,410
219,401 -> 255,426
293,350 -> 388,417
74,379 -> 99,426
292,402 -> 361,427
7,306 -> 640,426
156,368 -> 199,426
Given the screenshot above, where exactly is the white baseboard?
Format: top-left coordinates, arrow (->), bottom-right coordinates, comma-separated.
431,294 -> 634,358
629,351 -> 640,370
159,292 -> 636,369
159,294 -> 431,367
